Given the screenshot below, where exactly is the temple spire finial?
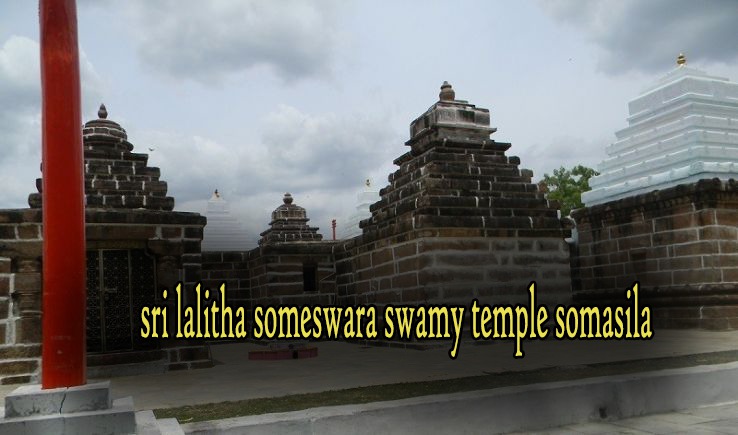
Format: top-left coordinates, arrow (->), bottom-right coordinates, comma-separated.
98,103 -> 108,119
439,81 -> 455,101
677,53 -> 687,67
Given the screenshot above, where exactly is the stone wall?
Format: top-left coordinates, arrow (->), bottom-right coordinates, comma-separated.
202,243 -> 338,313
0,207 -> 209,383
572,178 -> 738,329
336,233 -> 571,308
333,83 -> 573,317
0,209 -> 43,384
201,251 -> 250,309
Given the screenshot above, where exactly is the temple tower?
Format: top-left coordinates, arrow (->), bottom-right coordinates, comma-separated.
583,54 -> 738,206
0,105 -> 211,384
335,82 -> 572,311
202,190 -> 252,251
572,56 -> 738,329
338,179 -> 380,239
259,193 -> 323,245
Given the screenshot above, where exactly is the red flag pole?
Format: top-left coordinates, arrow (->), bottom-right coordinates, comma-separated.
39,0 -> 87,388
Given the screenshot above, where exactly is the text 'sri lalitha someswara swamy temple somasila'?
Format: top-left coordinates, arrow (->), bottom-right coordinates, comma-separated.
0,54 -> 737,382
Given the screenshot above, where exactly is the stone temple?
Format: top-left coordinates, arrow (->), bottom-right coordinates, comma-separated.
1,62 -> 738,384
573,55 -> 738,328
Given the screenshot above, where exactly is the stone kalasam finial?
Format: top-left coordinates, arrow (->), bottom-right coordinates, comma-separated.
283,193 -> 293,205
98,103 -> 108,119
677,53 -> 686,67
439,81 -> 455,101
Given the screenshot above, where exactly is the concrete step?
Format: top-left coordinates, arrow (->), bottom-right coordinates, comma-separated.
157,418 -> 185,435
134,410 -> 161,435
5,382 -> 111,418
133,411 -> 184,435
0,396 -> 136,435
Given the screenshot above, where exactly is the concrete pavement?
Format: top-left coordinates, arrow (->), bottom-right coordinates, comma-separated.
3,329 -> 738,433
106,329 -> 738,410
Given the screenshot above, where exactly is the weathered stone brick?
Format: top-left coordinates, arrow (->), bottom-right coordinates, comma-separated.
0,226 -> 16,239
673,269 -> 721,284
0,277 -> 9,297
391,273 -> 418,289
653,229 -> 698,246
716,210 -> 738,226
16,225 -> 40,240
436,252 -> 497,267
13,273 -> 40,292
393,243 -> 417,258
658,256 -> 702,271
617,235 -> 652,250
699,226 -> 738,241
675,241 -> 720,256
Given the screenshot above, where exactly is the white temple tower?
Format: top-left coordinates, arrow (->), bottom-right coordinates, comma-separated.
583,54 -> 738,206
338,179 -> 379,239
202,190 -> 252,251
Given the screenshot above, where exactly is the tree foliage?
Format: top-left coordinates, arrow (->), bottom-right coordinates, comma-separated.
540,165 -> 599,216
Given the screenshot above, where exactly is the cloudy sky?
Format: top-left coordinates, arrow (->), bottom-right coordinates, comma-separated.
2,0 -> 738,246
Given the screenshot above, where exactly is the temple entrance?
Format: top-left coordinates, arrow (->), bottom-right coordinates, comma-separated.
86,249 -> 156,353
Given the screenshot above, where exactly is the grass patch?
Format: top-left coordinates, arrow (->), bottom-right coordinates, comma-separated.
154,349 -> 738,423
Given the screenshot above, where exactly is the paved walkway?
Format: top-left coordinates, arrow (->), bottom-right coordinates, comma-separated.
524,401 -> 738,434
3,329 -> 738,433
101,329 -> 738,410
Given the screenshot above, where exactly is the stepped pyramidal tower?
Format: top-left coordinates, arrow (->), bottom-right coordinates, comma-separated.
335,82 -> 572,308
29,104 -> 174,211
202,190 -> 252,251
583,54 -> 738,206
572,55 -> 738,329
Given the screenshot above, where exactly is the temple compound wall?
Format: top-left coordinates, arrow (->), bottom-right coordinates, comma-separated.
572,180 -> 738,329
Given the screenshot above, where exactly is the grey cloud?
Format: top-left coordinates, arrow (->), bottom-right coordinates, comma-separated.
133,105 -> 400,238
253,105 -> 399,192
139,104 -> 399,203
0,35 -> 105,208
540,0 -> 738,74
518,135 -> 610,182
121,0 -> 342,84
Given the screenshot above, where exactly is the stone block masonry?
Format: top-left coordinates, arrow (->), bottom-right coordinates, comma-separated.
0,209 -> 43,385
334,82 -> 573,334
29,105 -> 175,212
572,179 -> 738,329
202,240 -> 339,334
0,105 -> 211,385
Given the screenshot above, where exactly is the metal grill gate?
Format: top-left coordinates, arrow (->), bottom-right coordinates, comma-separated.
86,249 -> 156,353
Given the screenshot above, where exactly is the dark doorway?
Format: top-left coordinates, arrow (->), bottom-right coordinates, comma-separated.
86,249 -> 156,353
303,263 -> 317,292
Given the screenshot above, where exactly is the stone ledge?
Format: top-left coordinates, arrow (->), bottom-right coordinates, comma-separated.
573,178 -> 738,223
4,381 -> 111,418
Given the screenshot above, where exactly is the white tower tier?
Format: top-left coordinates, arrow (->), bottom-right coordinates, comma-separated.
583,60 -> 738,206
338,179 -> 379,239
202,190 -> 252,251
